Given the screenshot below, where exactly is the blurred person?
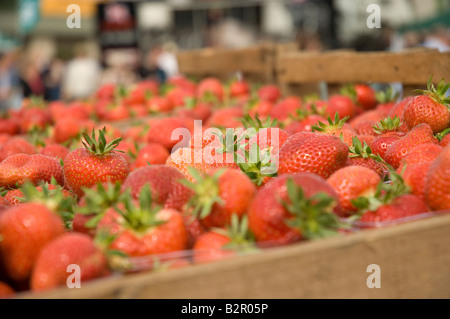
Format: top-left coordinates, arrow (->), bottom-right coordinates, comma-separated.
158,42 -> 179,79
139,45 -> 166,83
62,43 -> 101,101
422,27 -> 450,52
43,58 -> 65,101
19,57 -> 45,98
0,50 -> 22,110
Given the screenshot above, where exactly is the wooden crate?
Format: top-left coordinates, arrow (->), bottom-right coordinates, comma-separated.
277,48 -> 450,96
176,42 -> 298,83
19,213 -> 450,299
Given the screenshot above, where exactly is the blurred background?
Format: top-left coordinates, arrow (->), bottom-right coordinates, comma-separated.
0,0 -> 449,109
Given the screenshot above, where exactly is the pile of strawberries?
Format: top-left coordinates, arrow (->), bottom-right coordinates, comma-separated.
0,75 -> 449,297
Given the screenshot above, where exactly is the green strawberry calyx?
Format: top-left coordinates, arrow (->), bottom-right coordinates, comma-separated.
241,114 -> 278,132
436,128 -> 450,142
312,112 -> 349,134
372,116 -> 403,135
180,167 -> 225,220
81,127 -> 124,156
416,76 -> 450,108
351,170 -> 410,219
280,178 -> 342,240
213,214 -> 257,253
376,86 -> 399,104
114,185 -> 166,234
349,136 -> 391,170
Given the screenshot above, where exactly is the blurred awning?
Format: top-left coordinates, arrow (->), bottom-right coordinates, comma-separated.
41,0 -> 101,17
397,11 -> 450,33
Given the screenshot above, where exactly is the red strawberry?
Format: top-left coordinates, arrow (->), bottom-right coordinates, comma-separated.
326,95 -> 355,119
402,163 -> 433,200
349,110 -> 384,129
397,143 -> 443,172
354,120 -> 377,136
403,78 -> 450,133
346,137 -> 388,176
0,154 -> 64,188
193,215 -> 254,264
387,96 -> 414,119
327,166 -> 381,216
63,128 -> 129,197
133,143 -> 170,169
19,108 -> 51,133
248,173 -> 342,244
278,132 -> 349,178
0,137 -> 35,162
183,168 -> 256,229
230,80 -> 250,99
206,107 -> 244,129
166,147 -> 214,181
122,165 -> 192,211
98,186 -> 188,256
146,117 -> 189,151
370,133 -> 403,160
270,97 -> 301,122
0,203 -> 65,281
248,100 -> 273,118
96,83 -> 116,101
354,84 -> 377,110
30,233 -> 110,291
40,144 -> 70,161
0,119 -> 19,135
258,85 -> 281,103
440,134 -> 450,148
284,115 -> 326,134
0,282 -> 14,298
148,96 -> 172,113
385,123 -> 437,168
197,77 -> 224,102
53,118 -> 83,144
425,146 -> 450,211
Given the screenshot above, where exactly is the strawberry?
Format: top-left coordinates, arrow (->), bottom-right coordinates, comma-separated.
270,97 -> 301,123
30,233 -> 110,291
385,123 -> 437,168
327,166 -> 381,216
193,215 -> 255,264
52,118 -> 83,144
98,185 -> 188,256
425,146 -> 450,211
0,282 -> 14,298
146,117 -> 189,151
40,144 -> 70,161
397,143 -> 443,172
63,128 -> 129,197
230,80 -> 250,99
346,137 -> 388,176
0,154 -> 64,188
352,172 -> 428,225
326,95 -> 355,119
403,78 -> 450,133
96,83 -> 116,101
278,132 -> 349,179
248,100 -> 273,118
312,113 -> 356,146
19,108 -> 51,133
349,110 -> 384,129
122,165 -> 193,211
370,133 -> 403,160
197,77 -> 224,102
148,96 -> 172,113
374,86 -> 399,115
372,116 -> 406,136
166,86 -> 194,109
0,203 -> 65,281
206,107 -> 244,129
133,143 -> 170,169
182,168 -> 256,229
166,147 -> 214,181
354,84 -> 377,110
0,137 -> 35,162
284,114 -> 326,134
0,119 -> 19,135
258,85 -> 281,103
354,120 -> 377,136
248,173 -> 342,244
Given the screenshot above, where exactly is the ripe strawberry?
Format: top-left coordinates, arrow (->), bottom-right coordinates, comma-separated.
166,147 -> 214,181
0,119 -> 19,135
63,128 -> 129,197
206,107 -> 244,129
98,185 -> 188,256
0,282 -> 14,298
0,137 -> 35,162
258,85 -> 281,103
327,166 -> 381,216
278,132 -> 349,178
146,117 -> 189,151
385,123 -> 437,168
40,144 -> 70,160
122,165 -> 192,211
347,137 -> 388,176
96,83 -> 116,101
370,133 -> 403,160
19,108 -> 51,133
425,146 -> 450,211
132,143 -> 170,169
248,173 -> 342,244
374,86 -> 399,115
397,143 -> 443,172
349,110 -> 384,129
372,116 -> 406,136
270,97 -> 301,122
440,134 -> 450,148
230,80 -> 250,99
284,114 -> 326,134
402,163 -> 433,200
0,203 -> 65,281
53,118 -> 83,144
354,120 -> 377,136
326,95 -> 355,119
193,215 -> 255,264
148,96 -> 172,113
166,86 -> 194,108
403,78 -> 450,133
31,233 -> 110,291
183,168 -> 256,229
0,154 -> 64,188
354,84 -> 377,110
197,77 -> 224,102
353,172 -> 428,225
357,134 -> 376,146
312,113 -> 356,146
248,100 -> 273,118
387,96 -> 413,119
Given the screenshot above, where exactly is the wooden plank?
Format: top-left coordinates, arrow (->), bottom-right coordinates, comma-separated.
18,214 -> 450,299
277,49 -> 450,85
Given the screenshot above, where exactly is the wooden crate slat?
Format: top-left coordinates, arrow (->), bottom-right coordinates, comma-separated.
278,49 -> 450,85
